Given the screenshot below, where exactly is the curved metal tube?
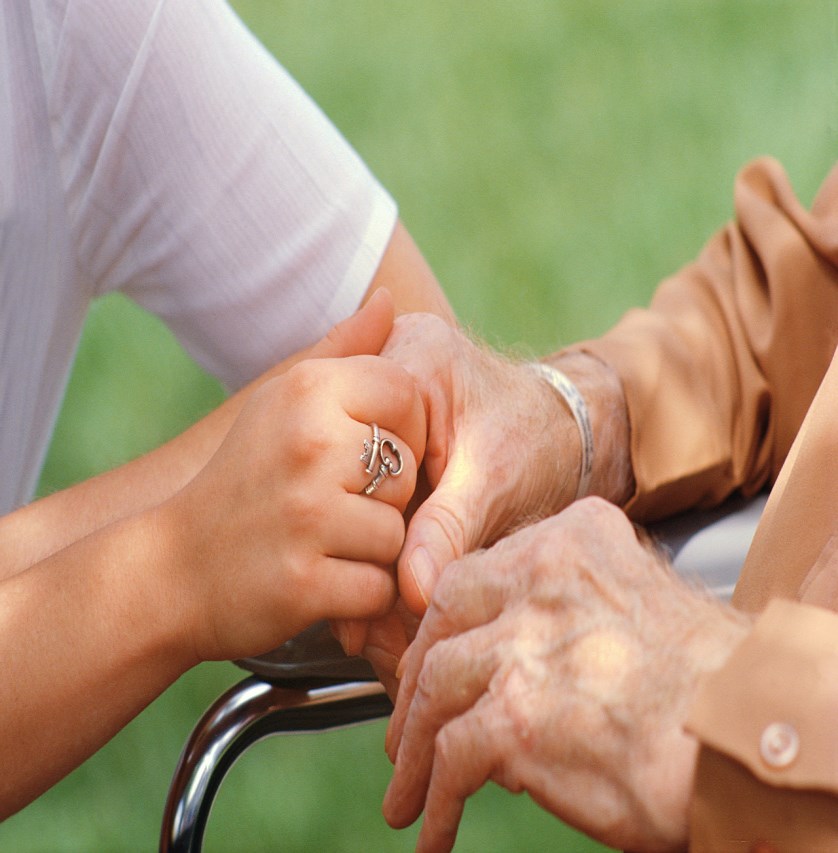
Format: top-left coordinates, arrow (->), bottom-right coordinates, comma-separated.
159,677 -> 392,853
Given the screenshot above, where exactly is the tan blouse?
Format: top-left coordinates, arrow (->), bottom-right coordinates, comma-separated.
582,157 -> 838,850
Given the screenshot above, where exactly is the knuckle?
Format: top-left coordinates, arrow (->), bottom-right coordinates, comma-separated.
415,644 -> 444,700
523,529 -> 560,583
502,690 -> 541,754
363,568 -> 398,613
286,426 -> 331,469
415,638 -> 460,707
278,410 -> 335,471
547,496 -> 627,556
565,494 -> 613,525
284,359 -> 322,398
433,723 -> 459,770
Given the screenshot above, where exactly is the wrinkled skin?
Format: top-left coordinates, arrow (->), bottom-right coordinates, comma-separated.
383,498 -> 751,853
355,312 -> 629,684
381,313 -> 580,615
347,312 -> 582,677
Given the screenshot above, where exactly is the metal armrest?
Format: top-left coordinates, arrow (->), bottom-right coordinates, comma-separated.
159,676 -> 392,852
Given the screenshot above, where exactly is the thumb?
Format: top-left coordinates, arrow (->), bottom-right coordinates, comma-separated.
398,484 -> 475,616
312,287 -> 395,359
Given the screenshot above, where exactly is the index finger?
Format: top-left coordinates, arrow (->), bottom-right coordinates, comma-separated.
385,544 -> 515,761
384,623 -> 503,826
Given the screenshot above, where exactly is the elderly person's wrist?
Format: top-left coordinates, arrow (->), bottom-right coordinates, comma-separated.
532,350 -> 634,508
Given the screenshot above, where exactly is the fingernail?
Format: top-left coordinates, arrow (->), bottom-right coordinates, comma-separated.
408,547 -> 433,607
384,717 -> 395,760
329,619 -> 350,653
395,648 -> 410,681
384,712 -> 403,763
382,779 -> 394,817
382,774 -> 402,819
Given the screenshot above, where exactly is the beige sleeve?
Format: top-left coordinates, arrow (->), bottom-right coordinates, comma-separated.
577,157 -> 838,522
685,599 -> 838,851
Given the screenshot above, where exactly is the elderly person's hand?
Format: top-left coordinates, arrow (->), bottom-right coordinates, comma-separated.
382,498 -> 751,853
381,314 -> 633,617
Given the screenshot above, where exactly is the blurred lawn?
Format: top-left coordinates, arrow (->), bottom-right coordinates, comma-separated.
2,1 -> 835,851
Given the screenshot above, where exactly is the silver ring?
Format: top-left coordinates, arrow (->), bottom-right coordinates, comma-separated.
379,438 -> 404,477
363,463 -> 390,496
360,423 -> 381,474
360,424 -> 403,495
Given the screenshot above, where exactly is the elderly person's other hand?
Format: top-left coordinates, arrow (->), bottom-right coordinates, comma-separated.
381,315 -> 633,617
382,498 -> 751,853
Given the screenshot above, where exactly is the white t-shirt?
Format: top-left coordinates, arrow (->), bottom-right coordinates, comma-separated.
1,0 -> 397,512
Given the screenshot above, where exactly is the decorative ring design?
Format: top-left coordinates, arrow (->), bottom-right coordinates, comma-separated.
360,423 -> 403,495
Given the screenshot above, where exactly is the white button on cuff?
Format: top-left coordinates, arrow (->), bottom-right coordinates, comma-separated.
760,722 -> 800,769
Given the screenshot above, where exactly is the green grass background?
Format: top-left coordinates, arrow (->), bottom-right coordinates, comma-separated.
2,1 -> 835,850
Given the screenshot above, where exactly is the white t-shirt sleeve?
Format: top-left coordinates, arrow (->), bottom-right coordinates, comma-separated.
45,0 -> 396,389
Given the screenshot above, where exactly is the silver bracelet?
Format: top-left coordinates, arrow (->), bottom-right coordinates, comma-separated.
530,362 -> 593,500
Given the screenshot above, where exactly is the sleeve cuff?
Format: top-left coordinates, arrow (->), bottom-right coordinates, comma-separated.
686,598 -> 838,793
